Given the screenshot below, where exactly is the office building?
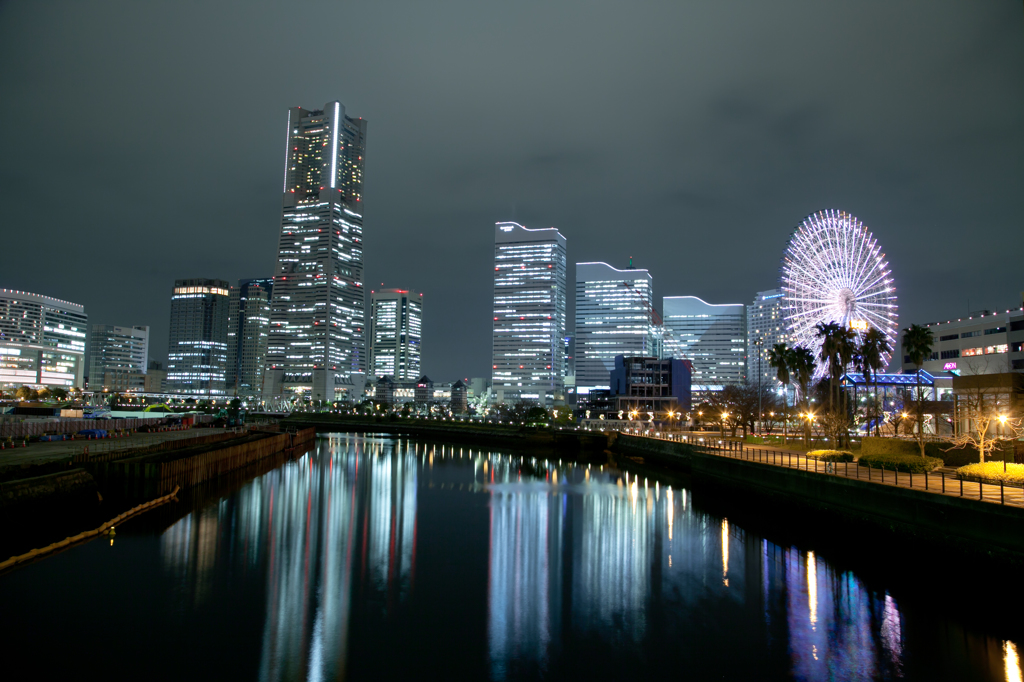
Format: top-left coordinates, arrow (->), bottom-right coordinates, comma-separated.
227,278 -> 273,396
747,288 -> 789,386
166,278 -> 230,395
491,222 -> 567,405
88,325 -> 149,391
369,289 -> 423,380
0,289 -> 87,388
264,101 -> 368,402
663,296 -> 746,390
574,262 -> 656,397
904,304 -> 1024,377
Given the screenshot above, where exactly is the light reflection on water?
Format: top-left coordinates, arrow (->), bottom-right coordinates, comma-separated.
151,435 -> 1022,682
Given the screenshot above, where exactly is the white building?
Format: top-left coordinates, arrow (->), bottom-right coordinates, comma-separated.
0,289 -> 88,389
574,262 -> 656,396
747,288 -> 789,387
904,305 -> 1024,377
264,101 -> 368,402
491,222 -> 567,405
663,296 -> 746,390
88,324 -> 150,391
369,289 -> 423,381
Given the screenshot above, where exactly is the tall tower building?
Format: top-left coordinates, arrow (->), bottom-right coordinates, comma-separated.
663,296 -> 746,391
0,289 -> 87,389
369,288 -> 423,381
264,101 -> 368,402
747,288 -> 789,387
574,262 -> 656,397
166,279 -> 230,395
226,278 -> 273,396
88,325 -> 149,391
491,222 -> 567,405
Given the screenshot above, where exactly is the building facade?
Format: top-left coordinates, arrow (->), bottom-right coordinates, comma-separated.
903,306 -> 1024,377
663,296 -> 746,391
574,262 -> 656,397
88,324 -> 149,391
0,289 -> 87,388
226,278 -> 273,396
265,101 -> 368,402
166,279 -> 231,395
747,288 -> 789,387
491,222 -> 567,405
369,289 -> 423,381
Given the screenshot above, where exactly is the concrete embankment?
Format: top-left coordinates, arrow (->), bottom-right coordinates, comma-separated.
0,469 -> 99,522
613,433 -> 1024,560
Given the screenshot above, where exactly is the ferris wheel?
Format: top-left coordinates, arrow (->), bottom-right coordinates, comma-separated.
780,210 -> 898,378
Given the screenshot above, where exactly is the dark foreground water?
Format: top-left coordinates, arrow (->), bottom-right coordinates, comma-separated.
1,434 -> 1021,681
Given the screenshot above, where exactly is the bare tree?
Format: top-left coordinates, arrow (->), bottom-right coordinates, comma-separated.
945,361 -> 1023,464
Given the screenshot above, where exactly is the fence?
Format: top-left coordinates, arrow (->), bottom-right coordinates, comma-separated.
0,414 -> 216,439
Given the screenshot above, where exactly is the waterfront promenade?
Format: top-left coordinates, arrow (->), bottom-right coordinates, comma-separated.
623,430 -> 1024,508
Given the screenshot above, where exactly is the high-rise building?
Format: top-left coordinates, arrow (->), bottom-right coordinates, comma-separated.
166,278 -> 230,395
88,324 -> 150,391
663,296 -> 746,391
264,101 -> 368,402
491,222 -> 567,405
0,289 -> 87,388
369,289 -> 422,381
747,288 -> 789,387
574,262 -> 656,396
226,278 -> 273,396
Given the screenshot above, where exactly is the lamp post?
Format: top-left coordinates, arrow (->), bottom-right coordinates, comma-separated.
754,339 -> 763,435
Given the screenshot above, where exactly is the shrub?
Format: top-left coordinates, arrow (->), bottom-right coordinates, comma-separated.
806,449 -> 855,462
956,462 -> 1024,488
862,436 -> 973,466
857,452 -> 943,473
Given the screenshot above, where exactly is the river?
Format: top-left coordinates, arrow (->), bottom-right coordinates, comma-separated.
0,434 -> 1019,681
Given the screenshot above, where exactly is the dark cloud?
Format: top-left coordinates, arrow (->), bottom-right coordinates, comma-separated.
0,0 -> 1021,380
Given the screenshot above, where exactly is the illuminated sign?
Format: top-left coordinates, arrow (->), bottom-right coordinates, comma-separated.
849,320 -> 868,331
173,286 -> 229,296
943,362 -> 957,371
499,226 -> 515,232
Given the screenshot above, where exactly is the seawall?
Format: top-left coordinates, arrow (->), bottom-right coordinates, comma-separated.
613,433 -> 1024,560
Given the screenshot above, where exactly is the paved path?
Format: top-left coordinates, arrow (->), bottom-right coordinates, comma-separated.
645,433 -> 1024,509
0,428 -> 229,468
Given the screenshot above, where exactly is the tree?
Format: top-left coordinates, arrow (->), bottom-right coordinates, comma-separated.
858,327 -> 891,437
788,346 -> 816,446
902,323 -> 934,457
767,343 -> 792,443
50,387 -> 69,401
15,385 -> 38,401
944,363 -> 1023,464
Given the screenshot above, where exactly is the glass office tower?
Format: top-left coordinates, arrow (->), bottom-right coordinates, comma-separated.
369,288 -> 423,381
166,279 -> 230,395
663,296 -> 746,391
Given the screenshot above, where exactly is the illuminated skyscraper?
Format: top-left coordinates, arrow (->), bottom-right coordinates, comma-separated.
663,296 -> 746,391
491,222 -> 567,405
369,288 -> 422,380
166,279 -> 231,395
264,101 -> 367,402
226,278 -> 273,396
747,288 -> 789,387
88,324 -> 149,391
0,289 -> 87,389
574,262 -> 656,396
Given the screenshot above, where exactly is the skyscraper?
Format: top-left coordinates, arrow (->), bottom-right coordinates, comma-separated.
747,288 -> 789,387
491,222 -> 567,405
574,262 -> 656,396
663,296 -> 746,391
264,101 -> 368,402
88,324 -> 149,391
166,279 -> 230,395
0,289 -> 87,389
226,278 -> 273,396
369,288 -> 423,381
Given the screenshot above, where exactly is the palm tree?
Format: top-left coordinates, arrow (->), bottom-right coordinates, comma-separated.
767,343 -> 792,443
902,323 -> 935,457
859,328 -> 891,437
789,346 -> 816,446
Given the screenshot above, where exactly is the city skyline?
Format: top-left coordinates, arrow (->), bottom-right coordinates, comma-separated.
1,2 -> 1021,383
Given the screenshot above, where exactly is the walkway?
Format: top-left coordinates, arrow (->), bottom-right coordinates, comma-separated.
0,428 -> 229,468
638,432 -> 1024,508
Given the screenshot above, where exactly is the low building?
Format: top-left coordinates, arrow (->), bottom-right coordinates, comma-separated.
905,305 -> 1024,377
450,379 -> 468,414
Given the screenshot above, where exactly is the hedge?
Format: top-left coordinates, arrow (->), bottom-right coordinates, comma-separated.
857,452 -> 943,473
805,449 -> 855,462
956,462 -> 1024,488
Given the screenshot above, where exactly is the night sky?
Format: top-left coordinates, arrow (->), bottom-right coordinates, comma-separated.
1,1 -> 1021,381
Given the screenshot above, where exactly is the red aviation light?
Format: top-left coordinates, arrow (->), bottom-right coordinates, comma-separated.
520,365 -> 524,369
493,365 -> 497,369
494,317 -> 498,321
